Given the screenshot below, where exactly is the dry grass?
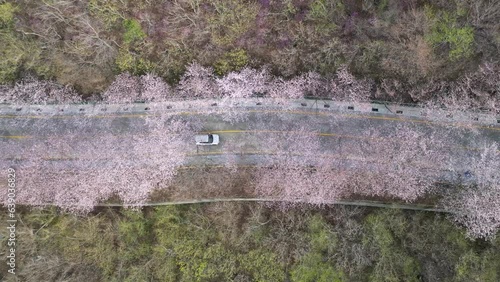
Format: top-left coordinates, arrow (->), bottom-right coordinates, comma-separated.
148,166 -> 257,202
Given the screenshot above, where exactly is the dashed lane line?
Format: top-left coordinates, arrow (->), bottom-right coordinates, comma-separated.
0,135 -> 31,139
1,129 -> 497,153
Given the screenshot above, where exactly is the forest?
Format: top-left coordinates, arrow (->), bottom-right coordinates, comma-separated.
0,0 -> 498,111
1,204 -> 500,281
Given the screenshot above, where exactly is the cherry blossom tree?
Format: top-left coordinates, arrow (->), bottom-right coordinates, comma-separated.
250,123 -> 342,204
216,67 -> 272,98
101,73 -> 171,103
0,75 -> 82,104
176,62 -> 219,99
101,72 -> 141,103
2,59 -> 499,240
175,63 -> 329,102
2,60 -> 498,117
446,62 -> 499,113
327,65 -> 373,102
140,73 -> 171,102
411,62 -> 499,114
354,123 -> 455,201
267,71 -> 324,100
440,143 -> 500,239
250,120 -> 457,204
1,112 -> 199,212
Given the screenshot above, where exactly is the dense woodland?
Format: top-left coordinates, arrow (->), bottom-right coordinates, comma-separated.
1,204 -> 500,281
0,0 -> 498,108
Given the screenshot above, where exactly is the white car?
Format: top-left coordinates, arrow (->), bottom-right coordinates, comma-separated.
195,134 -> 219,145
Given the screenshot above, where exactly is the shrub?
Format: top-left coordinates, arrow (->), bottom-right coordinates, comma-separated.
213,48 -> 249,76
363,210 -> 421,282
118,210 -> 152,261
156,43 -> 194,84
0,2 -> 16,27
115,49 -> 155,75
0,30 -> 43,84
239,250 -> 286,282
308,0 -> 330,23
291,253 -> 344,282
303,38 -> 346,74
353,40 -> 386,78
0,32 -> 23,83
308,214 -> 337,253
0,3 -> 41,84
88,0 -> 124,29
123,18 -> 146,45
282,0 -> 298,19
51,53 -> 112,95
207,0 -> 258,46
307,0 -> 344,29
425,7 -> 475,61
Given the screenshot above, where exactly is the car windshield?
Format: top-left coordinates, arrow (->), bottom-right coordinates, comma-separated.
207,134 -> 213,143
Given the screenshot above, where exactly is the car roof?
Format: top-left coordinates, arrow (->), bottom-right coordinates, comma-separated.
195,135 -> 210,143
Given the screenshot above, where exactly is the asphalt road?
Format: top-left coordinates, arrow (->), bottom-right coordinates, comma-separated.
0,106 -> 500,165
1,106 -> 498,181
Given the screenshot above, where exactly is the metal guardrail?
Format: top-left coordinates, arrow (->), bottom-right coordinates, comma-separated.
0,95 -> 498,114
0,94 -> 487,107
0,97 -> 421,106
1,97 -> 499,126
